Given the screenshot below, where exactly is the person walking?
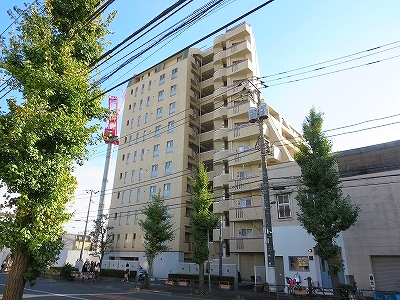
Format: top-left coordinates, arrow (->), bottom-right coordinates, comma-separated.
123,263 -> 130,283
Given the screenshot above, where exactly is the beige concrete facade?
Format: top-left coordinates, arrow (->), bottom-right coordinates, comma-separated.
106,22 -> 304,279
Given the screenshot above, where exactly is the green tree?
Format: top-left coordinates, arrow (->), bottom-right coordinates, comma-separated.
0,1 -> 114,299
89,214 -> 114,266
139,192 -> 174,289
189,161 -> 218,289
295,108 -> 359,296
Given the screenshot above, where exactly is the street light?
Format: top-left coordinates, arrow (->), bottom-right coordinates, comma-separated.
79,190 -> 99,260
242,78 -> 276,285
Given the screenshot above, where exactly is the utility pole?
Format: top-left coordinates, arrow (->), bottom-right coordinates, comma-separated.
79,190 -> 98,260
247,79 -> 276,285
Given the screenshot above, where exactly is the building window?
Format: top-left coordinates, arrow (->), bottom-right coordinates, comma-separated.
167,121 -> 174,133
238,171 -> 251,179
240,228 -> 253,237
132,233 -> 136,248
126,153 -> 130,165
141,148 -> 145,161
133,102 -> 136,112
137,188 -> 141,202
166,140 -> 173,153
153,144 -> 160,157
155,125 -> 161,137
121,191 -> 126,204
171,67 -> 178,79
130,118 -> 134,129
238,146 -> 251,153
116,233 -> 120,248
150,185 -> 157,200
131,170 -> 135,183
137,115 -> 141,127
123,172 -> 127,184
141,83 -> 145,94
156,107 -> 163,119
169,102 -> 176,114
139,168 -> 143,181
129,189 -> 133,202
177,56 -> 182,62
163,183 -> 171,198
135,132 -> 139,144
146,96 -> 150,106
118,213 -> 122,226
159,73 -> 166,85
289,256 -> 309,271
126,211 -> 131,225
165,161 -> 172,175
145,112 -> 149,124
238,198 -> 252,207
134,210 -> 139,224
158,90 -> 164,101
148,80 -> 152,90
143,130 -> 147,141
134,87 -> 138,97
133,151 -> 137,162
139,99 -> 143,109
170,84 -> 177,96
277,194 -> 292,219
151,164 -> 158,178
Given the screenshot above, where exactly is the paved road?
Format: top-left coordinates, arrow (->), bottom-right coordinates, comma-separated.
0,275 -> 198,300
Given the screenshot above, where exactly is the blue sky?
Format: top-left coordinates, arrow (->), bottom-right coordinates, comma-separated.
1,0 -> 400,232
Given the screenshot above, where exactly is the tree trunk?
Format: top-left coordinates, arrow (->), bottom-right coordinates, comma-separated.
330,271 -> 342,299
3,251 -> 30,300
198,262 -> 204,289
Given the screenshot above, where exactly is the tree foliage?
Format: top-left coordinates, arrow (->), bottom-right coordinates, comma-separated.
139,192 -> 174,288
89,214 -> 114,266
189,161 -> 218,287
295,108 -> 359,292
0,1 -> 114,299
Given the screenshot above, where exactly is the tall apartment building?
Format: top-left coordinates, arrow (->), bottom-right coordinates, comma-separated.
106,22 -> 303,279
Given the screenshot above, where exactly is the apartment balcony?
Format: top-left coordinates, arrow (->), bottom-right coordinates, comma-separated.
201,61 -> 214,75
214,49 -> 225,62
199,150 -> 214,162
213,199 -> 230,214
200,111 -> 213,123
229,175 -> 261,193
227,83 -> 243,98
213,227 -> 230,242
213,105 -> 227,119
228,123 -> 260,141
214,67 -> 227,79
213,173 -> 229,188
199,130 -> 213,144
229,205 -> 263,222
214,149 -> 229,163
229,236 -> 264,253
213,85 -> 227,100
200,77 -> 214,91
225,22 -> 251,41
207,170 -> 215,182
227,40 -> 251,59
229,148 -> 260,166
228,101 -> 252,118
213,33 -> 225,46
213,126 -> 228,141
200,94 -> 213,106
226,59 -> 253,77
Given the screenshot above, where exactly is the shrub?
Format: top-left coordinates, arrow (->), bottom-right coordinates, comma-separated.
59,263 -> 77,281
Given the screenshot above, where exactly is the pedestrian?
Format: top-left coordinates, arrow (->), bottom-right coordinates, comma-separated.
82,259 -> 90,280
123,263 -> 129,283
94,262 -> 100,281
